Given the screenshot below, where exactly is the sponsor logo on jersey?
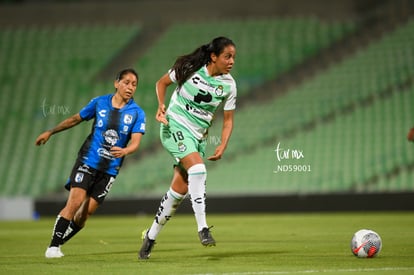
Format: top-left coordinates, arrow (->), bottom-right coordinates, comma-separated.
99,110 -> 107,117
185,104 -> 209,117
191,74 -> 226,98
103,129 -> 119,146
192,76 -> 214,89
97,148 -> 115,160
191,76 -> 218,94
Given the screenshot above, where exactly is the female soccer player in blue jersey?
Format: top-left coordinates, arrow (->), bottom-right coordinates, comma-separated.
139,37 -> 237,259
35,68 -> 146,258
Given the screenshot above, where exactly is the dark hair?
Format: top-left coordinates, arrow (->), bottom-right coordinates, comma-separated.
115,68 -> 139,82
171,36 -> 235,86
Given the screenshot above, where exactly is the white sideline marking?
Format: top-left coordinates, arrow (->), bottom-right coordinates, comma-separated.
188,267 -> 414,275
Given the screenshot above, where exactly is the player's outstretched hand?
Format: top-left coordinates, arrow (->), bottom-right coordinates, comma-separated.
408,127 -> 414,142
207,145 -> 225,161
35,131 -> 52,146
156,104 -> 168,125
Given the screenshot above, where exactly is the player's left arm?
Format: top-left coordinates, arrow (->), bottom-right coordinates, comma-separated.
110,132 -> 143,158
207,110 -> 234,161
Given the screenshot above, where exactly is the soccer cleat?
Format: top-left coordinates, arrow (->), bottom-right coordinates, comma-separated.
138,229 -> 155,260
45,246 -> 64,258
198,227 -> 216,247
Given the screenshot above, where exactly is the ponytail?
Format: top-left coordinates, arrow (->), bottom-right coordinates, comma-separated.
171,36 -> 235,86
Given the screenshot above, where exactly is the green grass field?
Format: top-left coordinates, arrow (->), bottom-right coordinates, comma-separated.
1,212 -> 413,275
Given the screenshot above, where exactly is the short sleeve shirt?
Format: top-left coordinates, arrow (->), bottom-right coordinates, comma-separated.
166,65 -> 237,139
78,94 -> 146,175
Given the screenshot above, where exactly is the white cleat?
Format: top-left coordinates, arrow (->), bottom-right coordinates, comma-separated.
45,246 -> 64,258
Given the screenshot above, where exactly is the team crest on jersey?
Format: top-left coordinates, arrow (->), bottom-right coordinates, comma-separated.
75,172 -> 84,183
123,114 -> 133,124
103,129 -> 119,146
214,85 -> 224,96
178,142 -> 187,152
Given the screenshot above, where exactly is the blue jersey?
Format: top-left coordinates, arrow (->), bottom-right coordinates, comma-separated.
77,94 -> 146,176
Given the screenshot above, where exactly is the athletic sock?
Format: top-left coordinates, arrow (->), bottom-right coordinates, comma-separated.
49,215 -> 70,247
187,163 -> 208,231
62,220 -> 83,244
147,187 -> 185,240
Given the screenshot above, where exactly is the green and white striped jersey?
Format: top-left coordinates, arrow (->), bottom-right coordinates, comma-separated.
166,65 -> 237,140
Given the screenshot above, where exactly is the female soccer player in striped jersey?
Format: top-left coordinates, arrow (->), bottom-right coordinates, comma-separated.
139,36 -> 237,259
35,68 -> 146,258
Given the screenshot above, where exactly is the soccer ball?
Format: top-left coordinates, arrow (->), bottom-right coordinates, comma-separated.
350,229 -> 382,258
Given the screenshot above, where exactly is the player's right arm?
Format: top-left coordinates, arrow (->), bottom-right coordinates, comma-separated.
155,72 -> 173,125
35,113 -> 83,146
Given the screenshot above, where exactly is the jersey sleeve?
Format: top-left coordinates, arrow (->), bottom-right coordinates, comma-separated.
132,108 -> 146,134
223,81 -> 237,111
79,96 -> 99,121
168,69 -> 177,83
